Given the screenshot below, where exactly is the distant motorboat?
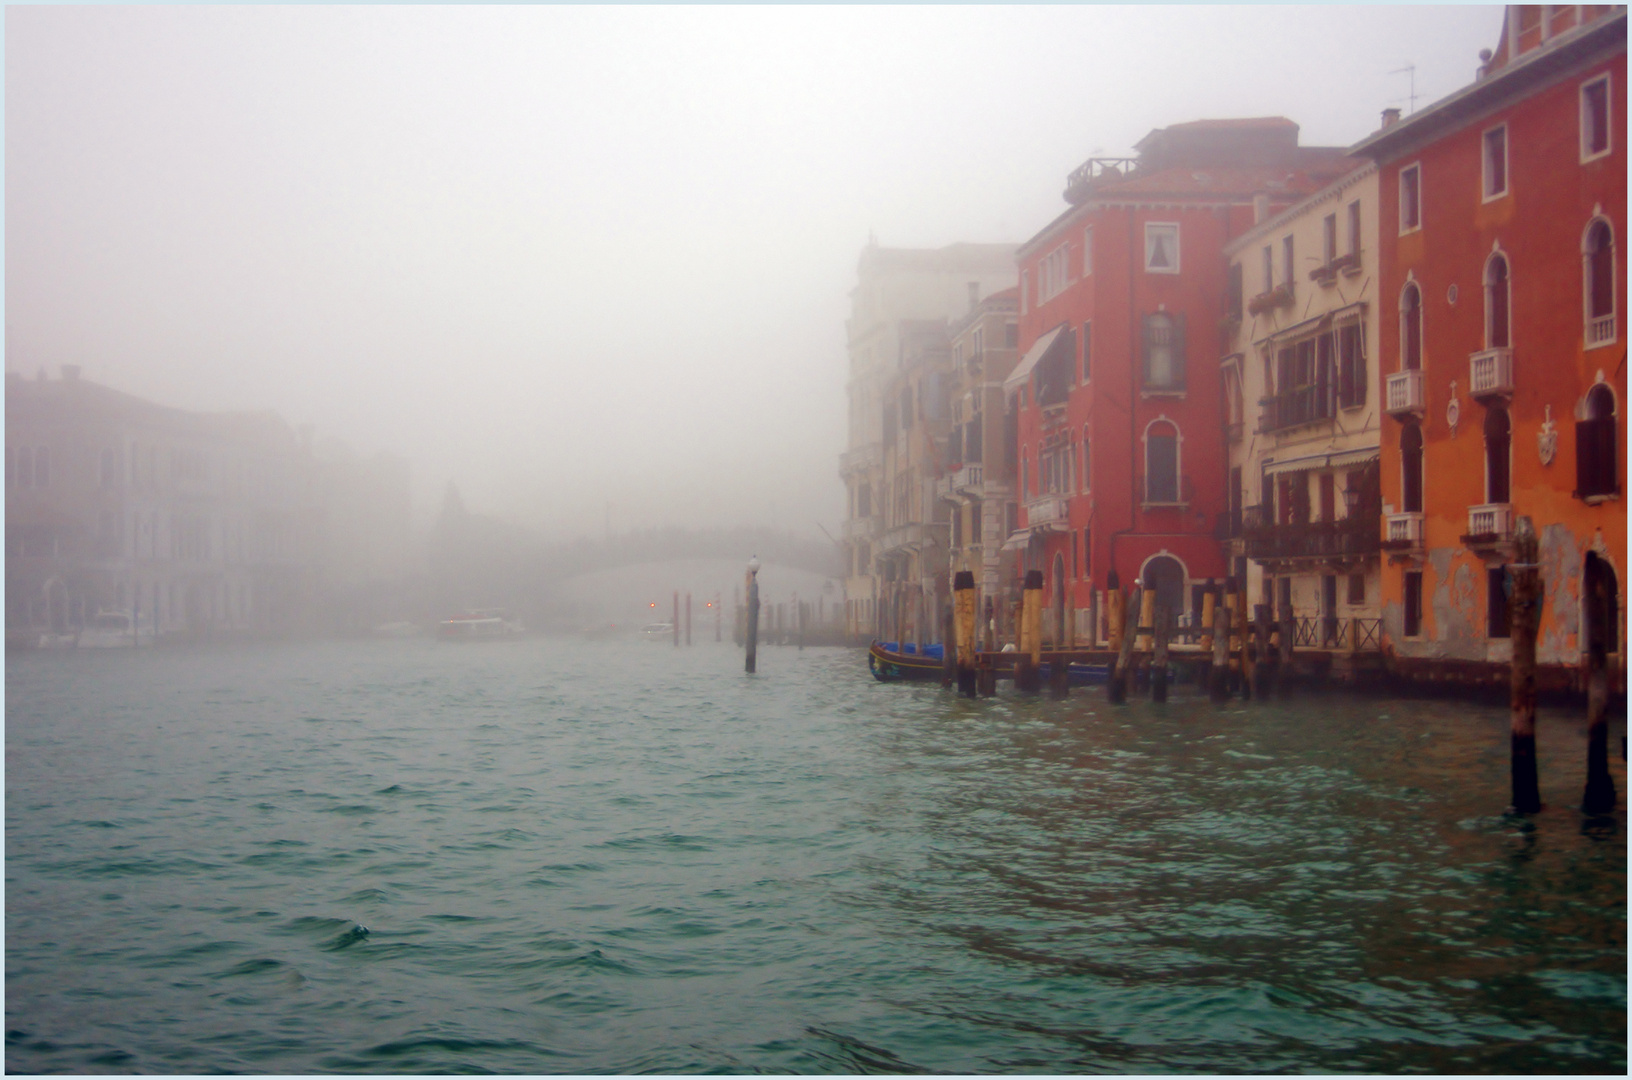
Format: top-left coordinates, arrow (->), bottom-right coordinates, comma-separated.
78,610 -> 153,649
437,609 -> 524,641
640,622 -> 675,642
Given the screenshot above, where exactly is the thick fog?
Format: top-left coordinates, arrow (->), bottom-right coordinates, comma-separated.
6,5 -> 1501,540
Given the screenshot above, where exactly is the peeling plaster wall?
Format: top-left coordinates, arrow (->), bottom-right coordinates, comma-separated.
1539,522 -> 1583,664
1429,551 -> 1484,660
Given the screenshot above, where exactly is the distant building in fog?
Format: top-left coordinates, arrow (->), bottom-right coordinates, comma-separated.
5,367 -> 411,643
840,241 -> 1018,642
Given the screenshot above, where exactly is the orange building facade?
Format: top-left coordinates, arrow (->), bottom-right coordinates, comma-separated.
1351,6 -> 1626,683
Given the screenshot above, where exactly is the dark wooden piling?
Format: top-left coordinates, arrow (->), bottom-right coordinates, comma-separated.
1583,632 -> 1616,814
744,569 -> 760,674
1210,587 -> 1231,705
673,591 -> 680,648
1277,599 -> 1295,698
941,604 -> 956,688
954,571 -> 979,698
1252,603 -> 1273,700
686,592 -> 693,647
1509,516 -> 1542,814
1152,601 -> 1171,702
1108,584 -> 1143,705
1014,569 -> 1044,693
1199,579 -> 1216,656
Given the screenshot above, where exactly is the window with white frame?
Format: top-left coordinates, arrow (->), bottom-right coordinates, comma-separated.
1482,124 -> 1509,200
1141,311 -> 1186,391
1399,163 -> 1422,232
1581,74 -> 1612,161
1347,200 -> 1362,257
1038,244 -> 1070,303
1401,281 -> 1423,370
1144,223 -> 1179,274
1082,226 -> 1094,276
1584,217 -> 1617,347
1143,419 -> 1181,504
1485,251 -> 1511,348
1260,245 -> 1274,292
1322,213 -> 1337,267
1281,234 -> 1295,289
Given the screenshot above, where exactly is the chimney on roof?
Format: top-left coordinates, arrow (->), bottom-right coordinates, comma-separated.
62,364 -> 81,381
1381,107 -> 1402,129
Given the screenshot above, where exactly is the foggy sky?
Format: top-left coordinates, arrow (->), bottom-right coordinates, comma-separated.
6,5 -> 1503,539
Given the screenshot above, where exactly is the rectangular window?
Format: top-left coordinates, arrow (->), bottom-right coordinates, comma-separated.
1144,222 -> 1180,274
1482,124 -> 1508,199
1399,164 -> 1421,232
1281,234 -> 1295,289
1347,200 -> 1362,257
1582,74 -> 1612,160
1488,567 -> 1512,639
1083,226 -> 1094,276
1004,322 -> 1018,348
1404,571 -> 1423,637
1081,321 -> 1091,381
1081,426 -> 1091,491
1348,573 -> 1366,605
1227,262 -> 1244,322
1337,321 -> 1366,409
1039,244 -> 1070,303
1146,431 -> 1178,503
1141,312 -> 1186,391
1322,214 -> 1337,266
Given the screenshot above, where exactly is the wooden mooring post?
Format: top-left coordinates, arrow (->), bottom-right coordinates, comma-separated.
1509,517 -> 1542,814
941,604 -> 956,688
1583,630 -> 1616,814
686,592 -> 693,647
1151,601 -> 1171,702
1277,599 -> 1295,698
1108,583 -> 1143,705
1252,603 -> 1273,700
954,572 -> 978,698
1016,569 -> 1044,693
1210,582 -> 1231,705
744,558 -> 760,674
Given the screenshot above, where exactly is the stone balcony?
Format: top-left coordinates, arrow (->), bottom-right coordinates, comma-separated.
1385,370 -> 1424,416
1468,348 -> 1513,400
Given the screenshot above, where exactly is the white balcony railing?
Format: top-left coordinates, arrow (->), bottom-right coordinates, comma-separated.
879,522 -> 925,554
838,442 -> 882,477
953,463 -> 983,495
1385,370 -> 1425,415
1467,503 -> 1514,539
1588,314 -> 1617,347
1386,512 -> 1425,546
1026,497 -> 1069,529
1469,347 -> 1513,397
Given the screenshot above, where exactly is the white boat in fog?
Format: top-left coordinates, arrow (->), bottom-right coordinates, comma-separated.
77,610 -> 153,648
640,622 -> 674,641
437,609 -> 524,641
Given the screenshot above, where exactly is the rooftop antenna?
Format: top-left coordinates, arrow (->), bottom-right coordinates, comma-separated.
1389,63 -> 1420,114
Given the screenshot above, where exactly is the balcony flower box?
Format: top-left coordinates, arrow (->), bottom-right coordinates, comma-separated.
1247,285 -> 1295,316
1330,252 -> 1362,276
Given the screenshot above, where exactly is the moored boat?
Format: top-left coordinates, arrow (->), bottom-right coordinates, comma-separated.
640,622 -> 675,641
77,610 -> 153,649
437,609 -> 524,640
867,640 -> 1112,685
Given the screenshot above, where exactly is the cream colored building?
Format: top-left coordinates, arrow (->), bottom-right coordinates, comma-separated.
937,287 -> 1020,636
1220,162 -> 1385,650
840,241 -> 1017,641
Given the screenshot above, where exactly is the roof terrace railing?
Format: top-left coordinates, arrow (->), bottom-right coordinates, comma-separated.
1064,157 -> 1141,203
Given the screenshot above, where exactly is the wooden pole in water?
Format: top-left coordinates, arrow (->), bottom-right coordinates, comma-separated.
941,604 -> 956,688
1253,603 -> 1272,700
1136,586 -> 1156,654
1509,517 -> 1542,814
686,592 -> 692,647
1106,570 -> 1124,654
1199,579 -> 1216,655
979,594 -> 997,696
1210,588 -> 1231,705
744,559 -> 760,674
1238,593 -> 1255,702
1151,601 -> 1171,702
1278,596 -> 1295,698
673,591 -> 680,648
1583,628 -> 1616,814
954,571 -> 978,698
1108,583 -> 1143,705
1016,569 -> 1044,693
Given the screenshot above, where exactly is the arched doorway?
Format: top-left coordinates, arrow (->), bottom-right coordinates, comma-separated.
1584,552 -> 1619,656
1140,554 -> 1187,626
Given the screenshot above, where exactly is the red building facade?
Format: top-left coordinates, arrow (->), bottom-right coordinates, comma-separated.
1351,5 -> 1626,679
1008,119 -> 1354,638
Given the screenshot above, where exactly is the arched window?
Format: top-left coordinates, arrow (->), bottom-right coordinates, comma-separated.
1144,419 -> 1180,504
1401,282 -> 1423,370
1485,253 -> 1510,348
1584,218 -> 1617,346
1140,554 -> 1188,622
1401,421 -> 1424,513
1576,383 -> 1619,499
1484,404 -> 1511,504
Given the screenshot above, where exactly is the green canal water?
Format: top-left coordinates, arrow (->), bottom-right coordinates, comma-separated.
6,638 -> 1625,1073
